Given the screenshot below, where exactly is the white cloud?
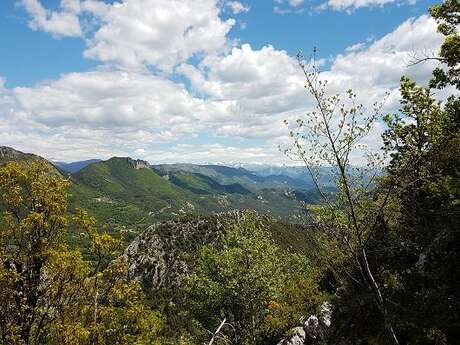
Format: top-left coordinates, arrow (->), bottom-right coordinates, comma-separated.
275,0 -> 304,7
82,0 -> 235,71
317,0 -> 414,12
273,0 -> 305,14
2,14 -> 445,163
180,44 -> 308,115
226,1 -> 250,14
13,69 -> 238,130
324,15 -> 441,96
18,0 -> 236,71
345,42 -> 366,52
18,0 -> 82,38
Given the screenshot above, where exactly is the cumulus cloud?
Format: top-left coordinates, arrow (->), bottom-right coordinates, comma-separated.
13,69 -> 240,131
19,0 -> 235,71
18,0 -> 82,37
179,44 -> 308,114
82,0 -> 235,71
324,15 -> 441,98
3,12 -> 445,163
182,15 -> 441,131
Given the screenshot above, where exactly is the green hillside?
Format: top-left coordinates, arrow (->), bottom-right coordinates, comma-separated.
69,157 -> 193,238
73,157 -> 191,210
168,170 -> 251,194
153,163 -> 314,191
68,157 -> 310,236
0,147 -> 312,246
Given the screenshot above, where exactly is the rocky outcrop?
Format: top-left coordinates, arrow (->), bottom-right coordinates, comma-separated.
0,146 -> 39,164
126,157 -> 150,170
0,146 -> 62,176
123,213 -> 243,294
277,302 -> 332,345
277,327 -> 306,345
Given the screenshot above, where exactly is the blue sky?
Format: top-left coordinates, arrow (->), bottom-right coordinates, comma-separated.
0,0 -> 443,163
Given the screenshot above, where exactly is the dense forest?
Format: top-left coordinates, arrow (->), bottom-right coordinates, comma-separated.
0,1 -> 459,344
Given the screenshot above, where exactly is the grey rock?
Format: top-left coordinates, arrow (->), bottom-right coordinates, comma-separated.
275,301 -> 333,345
123,213 -> 241,294
277,327 -> 306,345
304,315 -> 320,339
126,157 -> 149,169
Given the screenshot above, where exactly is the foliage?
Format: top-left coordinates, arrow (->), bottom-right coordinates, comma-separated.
184,212 -> 323,345
284,49 -> 402,343
0,161 -> 163,345
287,2 -> 460,344
376,5 -> 460,340
429,0 -> 460,89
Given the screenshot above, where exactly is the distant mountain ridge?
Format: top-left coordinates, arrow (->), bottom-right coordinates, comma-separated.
54,159 -> 102,173
0,146 -> 318,240
47,156 -> 332,190
153,163 -> 316,191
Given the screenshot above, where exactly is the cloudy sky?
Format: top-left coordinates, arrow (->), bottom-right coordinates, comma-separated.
0,0 -> 444,164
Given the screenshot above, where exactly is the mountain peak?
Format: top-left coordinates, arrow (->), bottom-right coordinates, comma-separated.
0,146 -> 40,164
0,146 -> 26,158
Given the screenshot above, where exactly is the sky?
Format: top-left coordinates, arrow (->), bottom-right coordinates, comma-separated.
0,0 -> 446,164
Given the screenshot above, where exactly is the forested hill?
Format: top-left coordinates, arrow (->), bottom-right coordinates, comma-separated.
1,1 -> 459,344
0,146 -> 319,239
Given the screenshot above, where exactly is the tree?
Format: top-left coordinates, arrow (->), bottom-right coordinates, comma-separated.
429,0 -> 460,90
185,212 -> 322,345
0,161 -> 163,345
378,2 -> 460,341
285,2 -> 460,343
284,54 -> 401,344
379,77 -> 460,345
0,161 -> 71,344
408,0 -> 460,90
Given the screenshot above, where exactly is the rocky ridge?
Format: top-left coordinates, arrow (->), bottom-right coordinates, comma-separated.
123,213 -> 243,293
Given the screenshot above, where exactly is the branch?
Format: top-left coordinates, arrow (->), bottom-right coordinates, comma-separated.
208,318 -> 227,345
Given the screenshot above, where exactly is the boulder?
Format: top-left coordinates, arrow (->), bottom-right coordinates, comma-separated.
304,315 -> 320,339
275,302 -> 332,345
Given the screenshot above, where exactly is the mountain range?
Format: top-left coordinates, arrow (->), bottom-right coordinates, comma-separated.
1,146 -> 321,241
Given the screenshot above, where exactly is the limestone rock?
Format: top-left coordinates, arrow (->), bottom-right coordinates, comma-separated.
275,302 -> 332,345
123,213 -> 242,294
277,327 -> 306,345
126,157 -> 149,169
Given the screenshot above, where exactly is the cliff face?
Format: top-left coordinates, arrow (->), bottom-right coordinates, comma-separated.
126,157 -> 150,170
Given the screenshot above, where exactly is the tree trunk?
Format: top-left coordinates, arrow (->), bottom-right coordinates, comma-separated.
360,248 -> 400,345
